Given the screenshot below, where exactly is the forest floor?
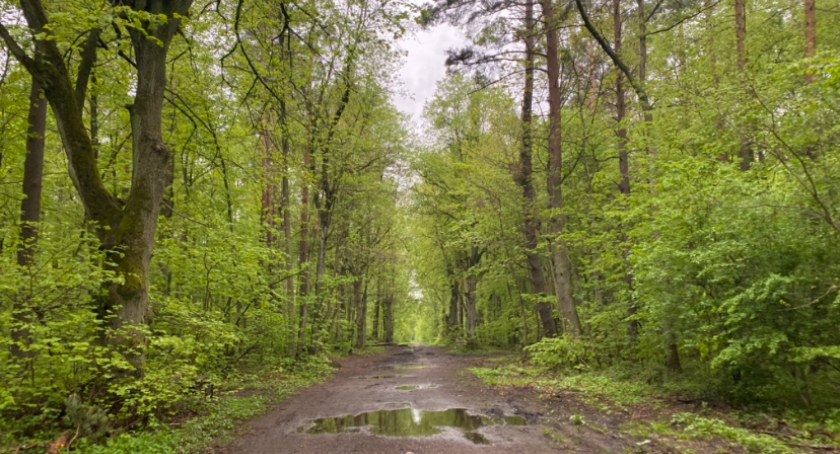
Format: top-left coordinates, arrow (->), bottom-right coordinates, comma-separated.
213,345 -> 822,453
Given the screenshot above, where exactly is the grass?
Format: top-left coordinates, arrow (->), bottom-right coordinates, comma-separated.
470,363 -> 839,453
447,344 -> 523,357
350,345 -> 387,356
470,364 -> 656,412
73,396 -> 270,454
625,413 -> 796,453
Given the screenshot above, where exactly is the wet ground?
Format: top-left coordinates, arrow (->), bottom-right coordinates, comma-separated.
216,346 -> 651,453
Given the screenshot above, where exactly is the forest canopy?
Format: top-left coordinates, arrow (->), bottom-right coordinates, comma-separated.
1,0 -> 839,449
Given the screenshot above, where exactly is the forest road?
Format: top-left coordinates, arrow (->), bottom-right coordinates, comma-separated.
215,345 -> 656,453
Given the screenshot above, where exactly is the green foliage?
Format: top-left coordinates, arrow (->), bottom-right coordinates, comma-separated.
469,365 -> 538,387
5,0 -> 840,447
524,336 -> 593,372
65,394 -> 109,442
74,355 -> 332,453
472,364 -> 655,412
669,413 -> 793,454
0,229 -> 115,424
1,0 -> 411,448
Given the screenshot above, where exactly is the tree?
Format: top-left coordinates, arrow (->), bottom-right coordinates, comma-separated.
542,0 -> 583,336
10,77 -> 46,360
0,0 -> 194,374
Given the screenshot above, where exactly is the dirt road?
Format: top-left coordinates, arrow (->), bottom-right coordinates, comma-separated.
216,345 -> 657,453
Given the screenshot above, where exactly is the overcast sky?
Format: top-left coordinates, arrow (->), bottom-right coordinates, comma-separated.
392,23 -> 466,130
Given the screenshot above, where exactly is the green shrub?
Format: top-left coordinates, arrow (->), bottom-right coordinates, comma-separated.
524,336 -> 593,372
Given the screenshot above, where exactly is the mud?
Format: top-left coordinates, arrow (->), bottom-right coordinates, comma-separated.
215,346 -> 664,453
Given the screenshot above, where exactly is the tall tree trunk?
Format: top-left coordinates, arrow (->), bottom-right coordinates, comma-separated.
706,0 -> 720,86
315,217 -> 330,298
519,0 -> 558,338
384,290 -> 395,344
542,0 -> 582,337
735,0 -> 753,169
804,0 -> 816,83
373,276 -> 381,340
615,0 -> 629,197
108,7 -> 188,373
11,78 -> 47,361
354,277 -> 366,348
614,0 -> 640,341
705,0 -> 728,163
465,246 -> 482,343
297,145 -> 312,352
804,0 -> 816,57
447,272 -> 460,336
465,273 -> 478,342
735,0 -> 747,72
280,102 -> 295,322
260,118 -> 278,247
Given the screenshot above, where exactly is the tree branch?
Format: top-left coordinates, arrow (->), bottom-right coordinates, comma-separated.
0,22 -> 34,70
74,29 -> 101,104
573,0 -> 652,112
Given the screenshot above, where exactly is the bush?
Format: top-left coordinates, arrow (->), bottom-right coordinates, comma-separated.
524,336 -> 593,372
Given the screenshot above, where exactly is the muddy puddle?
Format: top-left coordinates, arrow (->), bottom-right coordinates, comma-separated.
300,408 -> 526,444
395,384 -> 438,391
390,364 -> 429,370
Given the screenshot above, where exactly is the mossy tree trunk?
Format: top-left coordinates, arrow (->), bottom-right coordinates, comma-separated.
0,0 -> 194,375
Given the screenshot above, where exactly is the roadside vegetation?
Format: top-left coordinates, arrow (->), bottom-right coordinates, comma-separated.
471,345 -> 840,453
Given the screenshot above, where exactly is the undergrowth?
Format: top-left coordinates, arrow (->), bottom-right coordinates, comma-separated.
2,355 -> 333,454
471,363 -> 839,452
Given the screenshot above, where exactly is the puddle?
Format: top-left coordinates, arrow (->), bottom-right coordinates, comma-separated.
391,364 -> 429,370
395,384 -> 438,391
300,408 -> 526,444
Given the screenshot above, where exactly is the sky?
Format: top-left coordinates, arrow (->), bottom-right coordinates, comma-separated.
392,23 -> 466,130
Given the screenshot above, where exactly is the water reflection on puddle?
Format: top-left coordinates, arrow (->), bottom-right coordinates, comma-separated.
395,384 -> 438,391
391,364 -> 429,370
300,408 -> 526,444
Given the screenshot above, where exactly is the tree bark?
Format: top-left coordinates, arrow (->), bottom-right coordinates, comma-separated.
447,271 -> 461,335
735,0 -> 753,169
373,277 -> 381,340
260,117 -> 278,247
16,79 -> 46,269
735,0 -> 747,72
384,290 -> 395,344
280,103 -> 295,320
354,277 -> 367,348
615,0 -> 630,196
542,0 -> 583,337
11,78 -> 47,361
519,0 -> 559,338
804,0 -> 816,57
465,273 -> 478,341
297,144 -> 312,351
804,0 -> 816,83
611,0 -> 641,342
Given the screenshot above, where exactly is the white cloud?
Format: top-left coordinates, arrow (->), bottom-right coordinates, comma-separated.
392,24 -> 466,130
